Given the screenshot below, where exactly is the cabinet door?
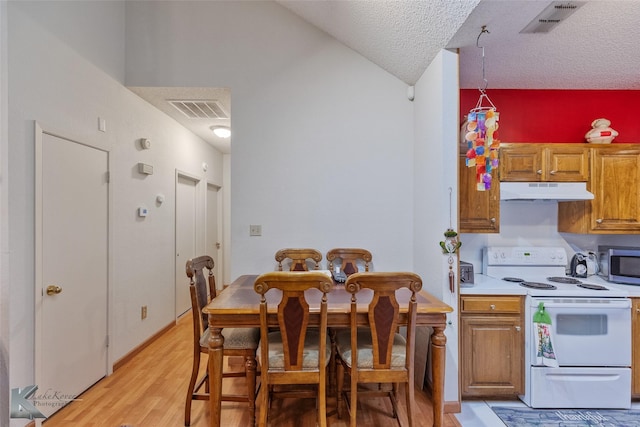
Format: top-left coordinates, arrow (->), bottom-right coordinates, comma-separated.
459,157 -> 499,233
590,147 -> 640,232
499,146 -> 542,181
461,315 -> 524,397
546,145 -> 589,181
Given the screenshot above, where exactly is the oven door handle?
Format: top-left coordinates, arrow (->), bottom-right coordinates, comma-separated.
535,300 -> 631,309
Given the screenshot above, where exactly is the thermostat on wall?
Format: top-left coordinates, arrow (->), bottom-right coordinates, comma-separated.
138,163 -> 153,175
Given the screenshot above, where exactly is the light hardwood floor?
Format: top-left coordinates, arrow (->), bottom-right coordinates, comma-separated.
44,312 -> 462,426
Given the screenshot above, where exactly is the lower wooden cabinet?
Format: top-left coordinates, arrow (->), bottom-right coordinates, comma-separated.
460,295 -> 524,397
633,298 -> 640,397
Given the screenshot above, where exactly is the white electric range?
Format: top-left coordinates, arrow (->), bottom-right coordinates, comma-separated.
482,246 -> 628,297
482,246 -> 632,409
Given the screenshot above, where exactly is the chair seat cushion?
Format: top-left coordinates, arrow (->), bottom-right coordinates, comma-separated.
335,328 -> 407,369
257,330 -> 331,371
201,327 -> 260,350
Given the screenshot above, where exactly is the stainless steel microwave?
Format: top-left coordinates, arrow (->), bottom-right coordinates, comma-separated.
598,246 -> 640,285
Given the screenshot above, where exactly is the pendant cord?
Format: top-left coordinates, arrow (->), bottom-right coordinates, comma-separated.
448,187 -> 453,229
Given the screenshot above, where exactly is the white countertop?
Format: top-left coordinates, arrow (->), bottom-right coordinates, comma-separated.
461,274 -> 527,295
461,274 -> 640,297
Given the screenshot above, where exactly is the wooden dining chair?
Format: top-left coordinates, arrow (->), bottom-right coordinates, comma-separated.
325,248 -> 372,388
335,272 -> 422,427
326,248 -> 372,275
275,248 -> 323,271
253,271 -> 334,427
185,256 -> 260,426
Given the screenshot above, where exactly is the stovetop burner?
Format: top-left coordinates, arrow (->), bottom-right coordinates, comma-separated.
547,276 -> 582,284
520,281 -> 557,290
577,283 -> 608,291
503,277 -> 524,283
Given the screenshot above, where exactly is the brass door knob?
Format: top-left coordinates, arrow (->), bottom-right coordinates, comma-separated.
46,285 -> 62,295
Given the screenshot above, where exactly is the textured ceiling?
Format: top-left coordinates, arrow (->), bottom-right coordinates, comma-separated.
450,0 -> 640,90
282,0 -> 640,89
277,0 -> 481,85
135,0 -> 640,154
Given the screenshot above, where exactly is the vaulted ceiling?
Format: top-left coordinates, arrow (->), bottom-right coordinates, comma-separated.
282,0 -> 640,89
135,1 -> 640,153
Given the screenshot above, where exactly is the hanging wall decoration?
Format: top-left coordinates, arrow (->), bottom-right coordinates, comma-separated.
439,188 -> 461,294
465,26 -> 500,191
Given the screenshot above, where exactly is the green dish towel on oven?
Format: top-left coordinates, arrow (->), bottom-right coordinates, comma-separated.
533,302 -> 558,367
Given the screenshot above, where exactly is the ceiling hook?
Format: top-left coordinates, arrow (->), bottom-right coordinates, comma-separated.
476,25 -> 490,48
476,25 -> 490,92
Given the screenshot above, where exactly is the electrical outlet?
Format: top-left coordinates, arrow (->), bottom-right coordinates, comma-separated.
141,305 -> 148,320
249,224 -> 262,236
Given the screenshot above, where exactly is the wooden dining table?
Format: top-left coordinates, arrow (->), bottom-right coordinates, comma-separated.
203,274 -> 453,427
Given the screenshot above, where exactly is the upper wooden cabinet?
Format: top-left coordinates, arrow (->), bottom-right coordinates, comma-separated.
500,143 -> 589,182
558,144 -> 640,233
459,156 -> 500,233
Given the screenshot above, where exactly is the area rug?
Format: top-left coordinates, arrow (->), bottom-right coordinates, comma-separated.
491,406 -> 640,427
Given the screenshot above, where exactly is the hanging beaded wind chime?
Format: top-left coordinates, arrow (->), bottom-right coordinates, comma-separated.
464,26 -> 500,191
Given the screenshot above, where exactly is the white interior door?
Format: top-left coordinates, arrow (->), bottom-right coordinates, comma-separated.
176,173 -> 198,317
207,183 -> 221,289
36,130 -> 108,417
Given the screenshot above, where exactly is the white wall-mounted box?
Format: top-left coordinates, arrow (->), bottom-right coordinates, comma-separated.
138,163 -> 153,175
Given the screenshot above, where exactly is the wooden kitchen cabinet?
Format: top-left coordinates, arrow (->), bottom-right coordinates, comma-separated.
460,295 -> 524,397
459,156 -> 500,233
632,298 -> 640,398
558,144 -> 640,233
500,143 -> 589,182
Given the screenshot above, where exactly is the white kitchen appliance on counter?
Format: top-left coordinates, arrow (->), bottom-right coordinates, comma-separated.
483,246 -> 631,409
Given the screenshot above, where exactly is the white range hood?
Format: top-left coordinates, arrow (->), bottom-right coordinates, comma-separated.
500,182 -> 594,201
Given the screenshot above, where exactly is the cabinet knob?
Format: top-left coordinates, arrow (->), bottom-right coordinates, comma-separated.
490,218 -> 496,223
549,170 -> 557,175
536,170 -> 542,175
490,304 -> 496,310
515,326 -> 521,332
596,218 -> 603,224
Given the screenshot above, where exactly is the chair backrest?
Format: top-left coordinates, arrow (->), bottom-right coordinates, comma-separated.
275,248 -> 323,271
343,272 -> 422,369
326,248 -> 372,276
253,271 -> 333,371
186,255 -> 216,334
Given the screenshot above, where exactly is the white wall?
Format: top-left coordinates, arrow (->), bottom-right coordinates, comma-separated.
7,2 -> 224,414
412,49 -> 460,404
1,0 -> 9,422
460,201 -> 640,273
124,0 -> 415,276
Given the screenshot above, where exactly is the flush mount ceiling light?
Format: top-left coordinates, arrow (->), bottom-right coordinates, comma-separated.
210,125 -> 231,138
520,1 -> 585,34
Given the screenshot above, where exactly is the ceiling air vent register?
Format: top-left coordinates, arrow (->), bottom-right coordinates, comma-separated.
168,100 -> 229,120
520,1 -> 585,34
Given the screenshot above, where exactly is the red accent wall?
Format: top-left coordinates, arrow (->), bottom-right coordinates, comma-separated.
460,89 -> 640,143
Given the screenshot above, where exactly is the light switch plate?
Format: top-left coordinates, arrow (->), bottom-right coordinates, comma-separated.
249,225 -> 262,236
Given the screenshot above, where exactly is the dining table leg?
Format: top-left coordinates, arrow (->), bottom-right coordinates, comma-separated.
208,323 -> 225,427
430,325 -> 447,427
